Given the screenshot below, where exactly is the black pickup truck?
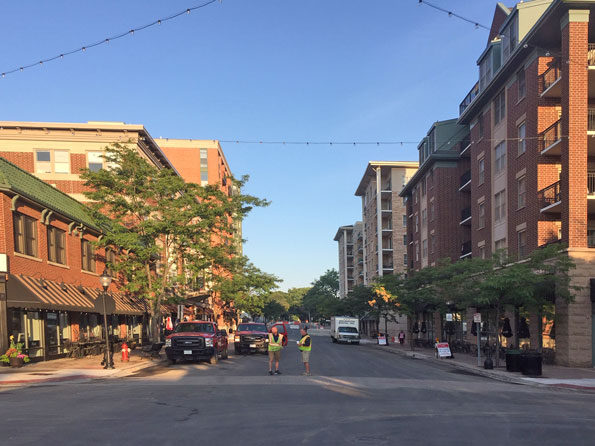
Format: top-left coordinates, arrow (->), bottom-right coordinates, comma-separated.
165,321 -> 228,364
233,322 -> 269,354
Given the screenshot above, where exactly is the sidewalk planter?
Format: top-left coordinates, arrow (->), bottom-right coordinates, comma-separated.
9,357 -> 24,368
520,351 -> 542,376
505,349 -> 522,372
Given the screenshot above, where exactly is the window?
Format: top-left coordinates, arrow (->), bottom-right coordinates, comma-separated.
495,142 -> 506,174
494,190 -> 507,222
415,243 -> 419,262
517,70 -> 526,100
495,238 -> 507,257
428,171 -> 434,189
429,201 -> 435,222
81,239 -> 96,272
403,234 -> 407,245
480,56 -> 492,91
517,230 -> 527,259
478,158 -> 485,184
478,113 -> 484,139
106,248 -> 117,276
494,90 -> 506,125
402,215 -> 407,227
421,178 -> 426,196
414,188 -> 418,204
430,234 -> 436,254
478,202 -> 486,229
415,215 -> 419,233
517,176 -> 526,209
422,239 -> 428,259
13,213 -> 38,257
88,152 -> 104,172
518,122 -> 526,155
200,149 -> 208,185
47,226 -> 66,265
35,151 -> 51,173
479,245 -> 486,259
421,209 -> 427,228
403,253 -> 408,266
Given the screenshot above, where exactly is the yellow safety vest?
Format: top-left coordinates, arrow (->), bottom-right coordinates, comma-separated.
298,335 -> 311,352
268,333 -> 283,351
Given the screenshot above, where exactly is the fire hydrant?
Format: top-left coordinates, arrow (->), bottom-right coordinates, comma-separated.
121,342 -> 130,362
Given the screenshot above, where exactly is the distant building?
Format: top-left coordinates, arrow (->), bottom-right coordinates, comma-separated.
334,222 -> 363,299
355,162 -> 418,283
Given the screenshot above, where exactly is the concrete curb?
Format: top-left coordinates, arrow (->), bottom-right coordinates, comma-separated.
368,344 -> 553,389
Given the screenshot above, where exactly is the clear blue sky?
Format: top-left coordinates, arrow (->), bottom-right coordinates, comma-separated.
1,0 -> 498,290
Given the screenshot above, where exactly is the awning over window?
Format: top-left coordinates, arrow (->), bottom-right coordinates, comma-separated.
6,274 -> 149,315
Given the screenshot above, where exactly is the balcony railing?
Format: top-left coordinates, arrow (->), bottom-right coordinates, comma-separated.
589,43 -> 595,66
589,172 -> 595,194
461,207 -> 471,221
538,120 -> 561,152
538,181 -> 561,209
589,109 -> 595,132
460,170 -> 471,188
540,60 -> 560,93
459,82 -> 479,115
460,134 -> 471,154
461,241 -> 472,256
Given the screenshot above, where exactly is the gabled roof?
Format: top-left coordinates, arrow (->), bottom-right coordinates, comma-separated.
0,156 -> 99,231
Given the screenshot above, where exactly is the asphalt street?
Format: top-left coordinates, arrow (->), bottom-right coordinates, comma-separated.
2,328 -> 595,445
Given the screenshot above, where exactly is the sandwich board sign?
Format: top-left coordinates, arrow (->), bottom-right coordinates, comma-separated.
378,335 -> 387,345
436,342 -> 452,358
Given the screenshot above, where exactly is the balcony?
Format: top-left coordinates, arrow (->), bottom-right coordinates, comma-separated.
460,241 -> 472,259
381,200 -> 392,212
459,170 -> 471,191
589,44 -> 595,66
460,207 -> 471,225
538,181 -> 561,213
459,82 -> 479,115
540,60 -> 561,98
538,120 -> 562,156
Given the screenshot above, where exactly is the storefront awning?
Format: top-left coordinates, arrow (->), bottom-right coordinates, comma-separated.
6,274 -> 147,315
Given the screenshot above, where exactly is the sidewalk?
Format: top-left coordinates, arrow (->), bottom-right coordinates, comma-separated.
368,340 -> 595,392
0,350 -> 165,387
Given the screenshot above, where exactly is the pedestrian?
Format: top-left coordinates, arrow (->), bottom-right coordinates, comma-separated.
297,326 -> 312,376
398,330 -> 405,345
268,325 -> 284,375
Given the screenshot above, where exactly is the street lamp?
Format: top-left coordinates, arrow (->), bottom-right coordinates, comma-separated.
99,268 -> 114,369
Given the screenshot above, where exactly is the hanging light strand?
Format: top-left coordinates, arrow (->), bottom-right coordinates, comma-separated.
0,0 -> 219,79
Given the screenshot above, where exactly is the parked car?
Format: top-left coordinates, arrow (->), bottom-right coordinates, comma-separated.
233,322 -> 269,354
165,321 -> 228,364
269,321 -> 289,346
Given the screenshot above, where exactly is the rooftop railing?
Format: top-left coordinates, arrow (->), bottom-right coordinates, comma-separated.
459,82 -> 479,115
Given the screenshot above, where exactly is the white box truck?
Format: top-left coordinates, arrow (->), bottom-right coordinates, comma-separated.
330,316 -> 360,344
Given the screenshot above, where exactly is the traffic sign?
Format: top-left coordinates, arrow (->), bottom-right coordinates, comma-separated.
473,313 -> 481,323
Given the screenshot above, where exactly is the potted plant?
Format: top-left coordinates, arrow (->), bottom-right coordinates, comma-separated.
1,335 -> 30,368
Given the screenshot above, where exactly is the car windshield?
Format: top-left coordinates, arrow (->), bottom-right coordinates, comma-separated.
338,327 -> 358,333
238,324 -> 267,332
175,323 -> 214,333
272,325 -> 285,333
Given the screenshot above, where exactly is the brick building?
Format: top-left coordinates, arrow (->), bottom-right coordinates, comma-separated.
0,157 -> 155,360
155,138 -> 241,329
0,121 -> 174,202
401,0 -> 595,367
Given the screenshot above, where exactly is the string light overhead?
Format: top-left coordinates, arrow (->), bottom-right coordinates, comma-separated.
0,0 -> 219,79
418,0 -> 490,31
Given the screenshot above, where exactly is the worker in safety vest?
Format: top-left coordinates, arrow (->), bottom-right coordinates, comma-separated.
268,325 -> 284,375
297,326 -> 312,376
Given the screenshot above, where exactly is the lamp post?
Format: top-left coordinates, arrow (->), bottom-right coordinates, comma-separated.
99,268 -> 114,369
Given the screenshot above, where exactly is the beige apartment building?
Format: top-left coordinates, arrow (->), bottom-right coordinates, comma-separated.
334,222 -> 364,299
355,162 -> 419,283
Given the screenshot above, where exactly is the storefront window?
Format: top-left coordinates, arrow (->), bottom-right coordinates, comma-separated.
26,311 -> 44,358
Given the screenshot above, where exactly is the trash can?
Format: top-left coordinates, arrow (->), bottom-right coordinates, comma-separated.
520,351 -> 542,376
505,349 -> 522,372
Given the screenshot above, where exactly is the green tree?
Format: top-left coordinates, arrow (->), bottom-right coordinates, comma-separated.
262,300 -> 287,322
301,269 -> 340,321
81,143 -> 269,340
